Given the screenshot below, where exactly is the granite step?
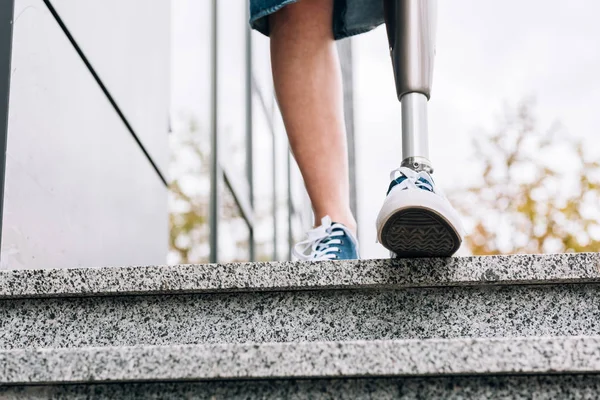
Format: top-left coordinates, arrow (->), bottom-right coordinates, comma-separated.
2,336 -> 600,384
3,253 -> 599,299
1,254 -> 600,398
4,375 -> 600,400
0,253 -> 599,349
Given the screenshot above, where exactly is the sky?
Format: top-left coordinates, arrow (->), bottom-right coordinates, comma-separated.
353,0 -> 600,257
172,0 -> 600,260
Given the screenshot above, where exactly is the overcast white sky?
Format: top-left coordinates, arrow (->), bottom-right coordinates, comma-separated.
354,0 -> 600,257
172,0 -> 600,259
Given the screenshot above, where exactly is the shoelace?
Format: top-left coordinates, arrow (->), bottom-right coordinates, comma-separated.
389,166 -> 441,194
293,216 -> 347,261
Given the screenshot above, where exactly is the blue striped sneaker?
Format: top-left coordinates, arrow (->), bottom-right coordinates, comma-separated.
376,167 -> 464,257
293,216 -> 360,261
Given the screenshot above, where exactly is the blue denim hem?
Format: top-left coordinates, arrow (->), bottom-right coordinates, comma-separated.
249,0 -> 300,37
249,0 -> 383,40
333,21 -> 384,40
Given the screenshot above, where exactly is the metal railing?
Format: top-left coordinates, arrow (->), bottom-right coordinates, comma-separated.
209,0 -> 311,263
208,1 -> 356,263
0,0 -> 355,264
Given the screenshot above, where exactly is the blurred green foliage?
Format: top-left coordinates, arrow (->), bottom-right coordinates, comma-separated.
452,98 -> 600,255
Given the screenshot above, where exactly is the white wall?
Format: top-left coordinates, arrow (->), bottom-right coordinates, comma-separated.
1,0 -> 170,269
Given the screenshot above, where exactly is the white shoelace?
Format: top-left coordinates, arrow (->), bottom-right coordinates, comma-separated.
389,166 -> 440,194
293,216 -> 348,261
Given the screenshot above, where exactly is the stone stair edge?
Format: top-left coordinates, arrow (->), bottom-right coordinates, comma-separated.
2,335 -> 600,384
1,252 -> 598,299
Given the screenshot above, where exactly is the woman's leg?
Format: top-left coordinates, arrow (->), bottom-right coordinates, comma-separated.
269,0 -> 356,235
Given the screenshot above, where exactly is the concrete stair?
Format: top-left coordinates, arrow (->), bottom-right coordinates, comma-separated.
1,252 -> 599,398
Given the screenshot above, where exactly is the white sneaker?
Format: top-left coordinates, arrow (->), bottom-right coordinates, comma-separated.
376,166 -> 464,257
293,216 -> 360,261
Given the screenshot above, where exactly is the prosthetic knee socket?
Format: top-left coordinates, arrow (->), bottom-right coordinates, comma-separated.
384,0 -> 437,173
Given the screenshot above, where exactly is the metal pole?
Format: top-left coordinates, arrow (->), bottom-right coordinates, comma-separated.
384,0 -> 437,173
287,148 -> 292,260
209,0 -> 220,263
245,3 -> 255,262
271,99 -> 278,261
0,0 -> 15,256
337,39 -> 358,225
401,92 -> 429,162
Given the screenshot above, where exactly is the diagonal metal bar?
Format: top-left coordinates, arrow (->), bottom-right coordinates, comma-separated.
251,75 -> 277,139
222,163 -> 255,229
41,0 -> 168,187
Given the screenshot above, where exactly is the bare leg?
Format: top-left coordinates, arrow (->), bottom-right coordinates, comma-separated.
269,0 -> 356,235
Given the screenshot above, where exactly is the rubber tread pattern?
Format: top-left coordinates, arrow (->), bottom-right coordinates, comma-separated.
380,209 -> 461,258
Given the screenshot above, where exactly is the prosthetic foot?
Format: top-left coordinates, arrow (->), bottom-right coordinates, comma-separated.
376,0 -> 464,257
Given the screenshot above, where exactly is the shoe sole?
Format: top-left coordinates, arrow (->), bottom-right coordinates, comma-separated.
379,206 -> 461,258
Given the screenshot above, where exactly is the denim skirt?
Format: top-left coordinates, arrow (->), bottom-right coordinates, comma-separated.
249,0 -> 384,40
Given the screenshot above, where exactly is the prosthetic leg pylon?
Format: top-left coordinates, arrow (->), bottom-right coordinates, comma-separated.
384,0 -> 437,173
376,1 -> 464,257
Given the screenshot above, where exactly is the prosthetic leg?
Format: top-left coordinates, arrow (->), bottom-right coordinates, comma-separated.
384,0 -> 436,173
376,0 -> 464,257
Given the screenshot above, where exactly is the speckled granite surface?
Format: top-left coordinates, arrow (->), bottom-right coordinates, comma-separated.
2,284 -> 600,348
2,375 -> 600,399
1,253 -> 599,298
2,336 -> 600,383
2,255 -> 600,396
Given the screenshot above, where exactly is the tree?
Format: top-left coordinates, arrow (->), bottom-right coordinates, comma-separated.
451,98 -> 600,255
168,117 -> 251,264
